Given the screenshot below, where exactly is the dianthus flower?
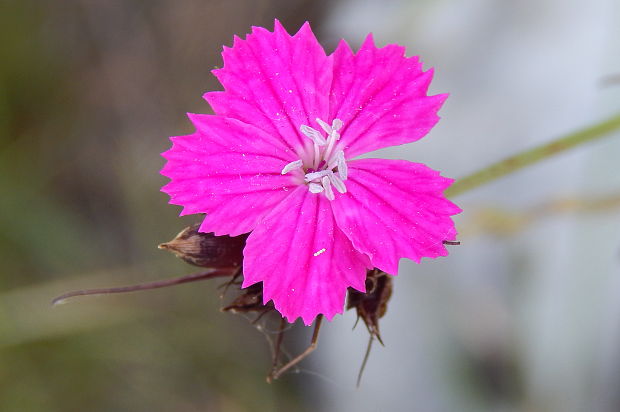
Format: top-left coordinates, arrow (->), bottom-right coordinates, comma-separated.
161,20 -> 460,325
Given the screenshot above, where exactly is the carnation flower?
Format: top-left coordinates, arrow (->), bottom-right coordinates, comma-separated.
161,20 -> 460,325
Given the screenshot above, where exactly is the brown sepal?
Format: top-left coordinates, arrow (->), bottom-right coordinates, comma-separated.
159,222 -> 248,268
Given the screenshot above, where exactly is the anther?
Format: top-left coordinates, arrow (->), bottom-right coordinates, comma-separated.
308,182 -> 324,193
304,170 -> 331,182
300,125 -> 327,146
335,150 -> 348,180
328,172 -> 347,194
281,159 -> 303,175
315,118 -> 332,135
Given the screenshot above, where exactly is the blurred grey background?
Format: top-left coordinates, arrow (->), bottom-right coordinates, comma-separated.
1,0 -> 619,411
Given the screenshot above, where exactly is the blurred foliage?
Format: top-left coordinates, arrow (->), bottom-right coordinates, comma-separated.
0,0 -> 328,410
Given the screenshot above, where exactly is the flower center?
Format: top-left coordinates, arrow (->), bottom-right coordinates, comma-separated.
280,118 -> 348,201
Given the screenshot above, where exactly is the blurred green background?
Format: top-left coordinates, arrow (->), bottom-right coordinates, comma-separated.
0,1 -> 329,411
2,0 -> 620,411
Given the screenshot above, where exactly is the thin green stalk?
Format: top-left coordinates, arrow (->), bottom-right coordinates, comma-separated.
446,112 -> 620,197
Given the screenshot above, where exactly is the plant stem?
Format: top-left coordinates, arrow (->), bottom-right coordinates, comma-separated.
446,112 -> 620,197
51,269 -> 235,305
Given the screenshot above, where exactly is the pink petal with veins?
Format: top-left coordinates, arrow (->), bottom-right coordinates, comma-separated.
331,159 -> 461,274
205,20 -> 332,157
243,187 -> 371,325
329,34 -> 447,158
161,114 -> 297,236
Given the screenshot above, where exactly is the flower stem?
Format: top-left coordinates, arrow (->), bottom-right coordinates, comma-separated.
51,269 -> 235,305
446,112 -> 620,197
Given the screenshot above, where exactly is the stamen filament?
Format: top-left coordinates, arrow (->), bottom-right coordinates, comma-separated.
313,142 -> 320,169
321,176 -> 334,200
323,132 -> 338,165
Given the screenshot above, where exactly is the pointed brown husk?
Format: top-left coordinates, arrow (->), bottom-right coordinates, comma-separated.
158,222 -> 248,268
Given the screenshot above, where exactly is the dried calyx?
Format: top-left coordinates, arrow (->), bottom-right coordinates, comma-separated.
158,222 -> 247,268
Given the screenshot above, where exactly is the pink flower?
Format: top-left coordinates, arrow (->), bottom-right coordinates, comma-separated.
161,20 -> 460,325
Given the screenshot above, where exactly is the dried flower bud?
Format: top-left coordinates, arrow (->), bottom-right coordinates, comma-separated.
346,268 -> 393,344
159,223 -> 248,268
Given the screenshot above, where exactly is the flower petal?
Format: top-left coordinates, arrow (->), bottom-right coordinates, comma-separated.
205,20 -> 332,159
329,35 -> 447,158
331,159 -> 461,274
242,186 -> 371,325
161,114 -> 297,236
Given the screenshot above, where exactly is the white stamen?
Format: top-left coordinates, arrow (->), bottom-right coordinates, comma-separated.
315,118 -> 332,135
313,142 -> 320,169
336,150 -> 348,180
328,171 -> 347,194
323,139 -> 337,166
321,176 -> 335,200
308,182 -> 324,193
304,170 -> 331,182
300,125 -> 327,145
281,159 -> 303,175
296,118 -> 349,201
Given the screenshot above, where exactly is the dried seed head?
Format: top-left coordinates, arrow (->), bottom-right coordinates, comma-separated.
159,223 -> 248,268
346,268 -> 393,344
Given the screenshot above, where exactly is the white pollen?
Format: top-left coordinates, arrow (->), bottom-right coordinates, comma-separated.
313,248 -> 326,257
